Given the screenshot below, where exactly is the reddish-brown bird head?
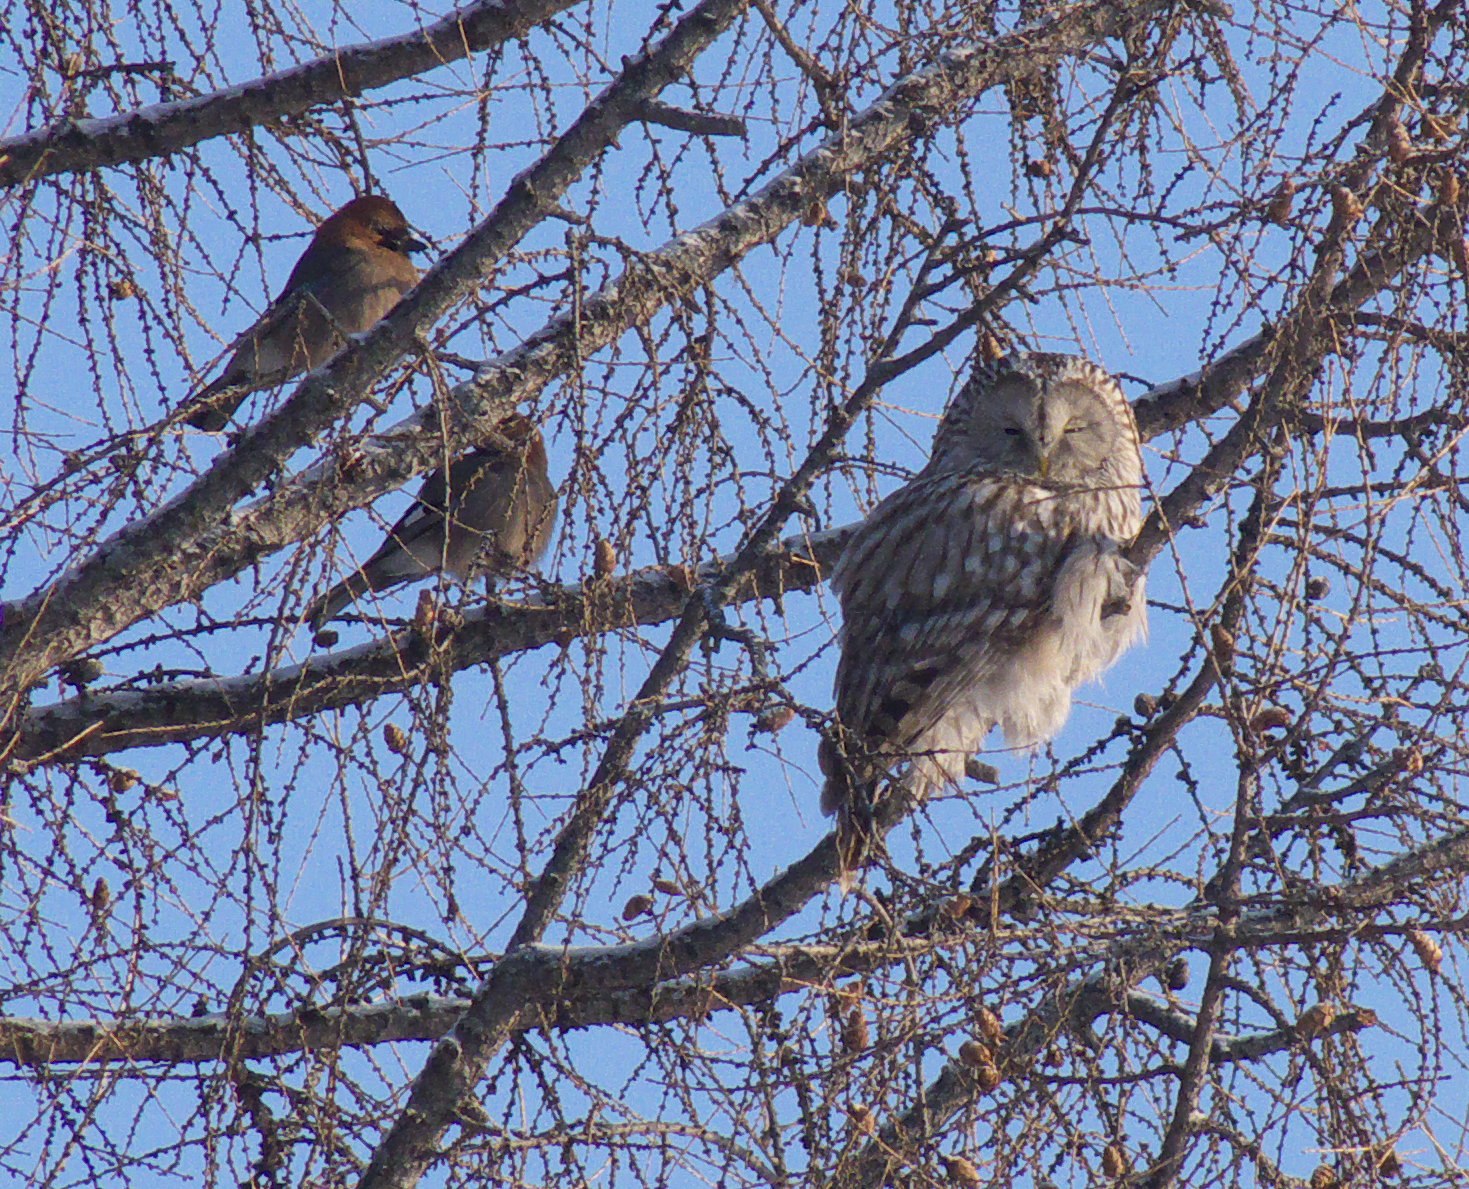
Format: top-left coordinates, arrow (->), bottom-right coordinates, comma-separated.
312,194 -> 429,259
495,413 -> 548,466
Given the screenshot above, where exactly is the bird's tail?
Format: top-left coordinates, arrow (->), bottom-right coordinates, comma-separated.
181,377 -> 250,432
833,809 -> 881,894
304,570 -> 376,632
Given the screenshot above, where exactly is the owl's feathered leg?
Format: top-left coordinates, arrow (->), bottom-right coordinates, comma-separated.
1100,551 -> 1145,620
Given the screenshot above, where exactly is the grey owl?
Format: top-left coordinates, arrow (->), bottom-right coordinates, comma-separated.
820,351 -> 1146,880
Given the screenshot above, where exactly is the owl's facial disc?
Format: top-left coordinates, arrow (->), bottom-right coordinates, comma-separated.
990,378 -> 1112,483
930,352 -> 1139,490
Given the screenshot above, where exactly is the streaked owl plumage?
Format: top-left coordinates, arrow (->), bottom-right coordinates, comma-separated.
820,351 -> 1146,878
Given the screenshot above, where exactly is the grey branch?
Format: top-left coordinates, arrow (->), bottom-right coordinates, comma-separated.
12,525 -> 854,763
0,0 -> 581,187
1125,991 -> 1381,1064
636,98 -> 747,136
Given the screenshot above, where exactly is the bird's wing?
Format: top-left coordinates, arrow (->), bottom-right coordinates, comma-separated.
282,240 -> 417,338
303,458 -> 451,628
304,464 -> 448,629
306,433 -> 555,629
354,462 -> 454,577
352,440 -> 542,582
213,240 -> 401,389
444,442 -> 561,577
442,448 -> 520,573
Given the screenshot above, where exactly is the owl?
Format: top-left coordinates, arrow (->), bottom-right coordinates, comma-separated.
820,351 -> 1146,881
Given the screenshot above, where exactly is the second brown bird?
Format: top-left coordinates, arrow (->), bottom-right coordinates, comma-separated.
305,415 -> 556,630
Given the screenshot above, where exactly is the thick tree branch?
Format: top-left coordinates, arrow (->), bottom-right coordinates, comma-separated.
11,527 -> 852,763
0,942 -> 842,1067
1126,992 -> 1380,1064
0,0 -> 583,187
5,817 -> 1460,1074
636,98 -> 747,136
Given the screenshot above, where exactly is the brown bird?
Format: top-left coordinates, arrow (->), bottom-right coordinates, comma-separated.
304,415 -> 556,630
184,194 -> 427,431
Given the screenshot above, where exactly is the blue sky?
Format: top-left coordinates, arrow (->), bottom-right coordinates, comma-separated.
2,1 -> 1465,1185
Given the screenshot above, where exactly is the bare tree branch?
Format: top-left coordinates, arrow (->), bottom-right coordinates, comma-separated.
0,0 -> 584,187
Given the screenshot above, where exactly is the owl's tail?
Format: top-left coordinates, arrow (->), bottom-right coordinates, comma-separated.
833,811 -> 879,894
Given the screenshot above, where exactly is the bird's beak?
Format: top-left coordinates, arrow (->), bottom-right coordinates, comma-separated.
389,227 -> 430,254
